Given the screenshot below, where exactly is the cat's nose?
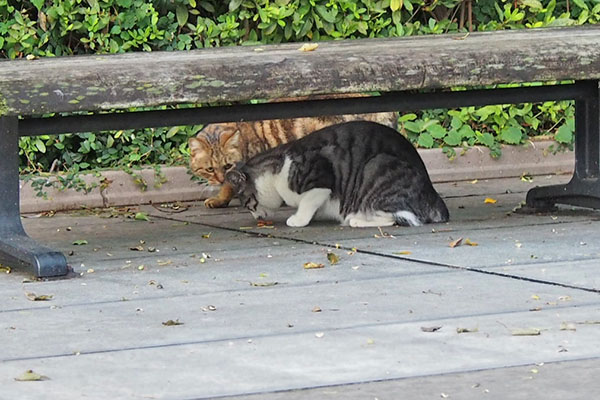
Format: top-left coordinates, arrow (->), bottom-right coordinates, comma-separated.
215,172 -> 225,183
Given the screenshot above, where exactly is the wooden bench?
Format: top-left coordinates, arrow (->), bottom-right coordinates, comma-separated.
2,26 -> 600,278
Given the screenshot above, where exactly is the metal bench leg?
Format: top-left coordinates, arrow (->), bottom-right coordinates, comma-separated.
526,80 -> 600,210
0,117 -> 68,277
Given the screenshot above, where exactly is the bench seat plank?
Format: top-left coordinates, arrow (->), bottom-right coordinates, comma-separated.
1,26 -> 600,117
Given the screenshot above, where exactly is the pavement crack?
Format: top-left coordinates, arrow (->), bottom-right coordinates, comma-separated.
149,214 -> 600,295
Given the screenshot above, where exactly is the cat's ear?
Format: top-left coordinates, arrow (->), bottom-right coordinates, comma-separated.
188,137 -> 209,156
225,169 -> 247,194
220,129 -> 241,149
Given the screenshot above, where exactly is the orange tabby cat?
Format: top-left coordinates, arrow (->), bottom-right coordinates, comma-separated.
189,99 -> 398,208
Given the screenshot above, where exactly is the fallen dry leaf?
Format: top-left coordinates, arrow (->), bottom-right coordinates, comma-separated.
157,260 -> 173,266
393,251 -> 412,255
374,227 -> 396,239
456,327 -> 479,334
511,328 -> 541,336
312,306 -> 322,313
303,262 -> 325,269
521,174 -> 533,183
257,220 -> 273,228
452,32 -> 470,40
464,238 -> 478,246
130,245 -> 144,251
0,265 -> 11,274
315,332 -> 324,338
72,239 -> 88,246
421,326 -> 442,333
250,281 -> 278,287
298,43 -> 319,52
201,232 -> 211,239
449,237 -> 463,248
484,197 -> 497,204
25,292 -> 53,301
577,320 -> 600,325
162,319 -> 184,326
327,252 -> 340,265
560,322 -> 577,331
14,370 -> 48,381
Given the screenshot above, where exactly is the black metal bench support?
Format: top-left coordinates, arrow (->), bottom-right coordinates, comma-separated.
3,81 -> 599,277
0,117 -> 68,277
526,80 -> 600,209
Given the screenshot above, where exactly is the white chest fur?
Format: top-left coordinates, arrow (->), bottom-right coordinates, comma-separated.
254,157 -> 343,225
254,157 -> 304,208
274,158 -> 303,207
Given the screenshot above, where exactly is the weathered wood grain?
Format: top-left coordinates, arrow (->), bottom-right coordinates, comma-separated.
1,26 -> 600,116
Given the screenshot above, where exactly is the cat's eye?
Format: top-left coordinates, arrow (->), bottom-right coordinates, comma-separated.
224,163 -> 233,170
206,167 -> 214,173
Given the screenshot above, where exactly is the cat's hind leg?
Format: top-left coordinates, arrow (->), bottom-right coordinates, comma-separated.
286,188 -> 332,227
346,212 -> 396,228
393,210 -> 423,227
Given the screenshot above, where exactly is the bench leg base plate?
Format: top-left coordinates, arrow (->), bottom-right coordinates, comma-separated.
526,179 -> 600,211
0,230 -> 68,277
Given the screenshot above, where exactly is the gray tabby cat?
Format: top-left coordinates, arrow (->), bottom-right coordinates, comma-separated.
225,121 -> 449,227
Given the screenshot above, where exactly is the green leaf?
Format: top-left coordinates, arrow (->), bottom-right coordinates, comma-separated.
31,0 -> 44,10
477,132 -> 495,147
135,212 -> 150,221
450,116 -> 463,129
444,129 -> 462,146
390,0 -> 402,12
520,0 -> 543,10
398,113 -> 417,122
73,239 -> 88,246
572,0 -> 589,10
166,127 -> 180,138
417,133 -> 434,148
315,5 -> 337,23
475,105 -> 500,120
458,124 -> 475,138
555,120 -> 574,144
176,5 -> 189,27
229,0 -> 243,11
403,121 -> 423,133
426,123 -> 447,139
35,139 -> 46,153
500,126 -> 523,144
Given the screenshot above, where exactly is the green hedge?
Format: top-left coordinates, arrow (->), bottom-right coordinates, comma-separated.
2,0 -> 595,175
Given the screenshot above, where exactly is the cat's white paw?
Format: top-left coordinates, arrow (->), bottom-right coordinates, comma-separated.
348,217 -> 365,228
286,214 -> 309,227
251,206 -> 272,220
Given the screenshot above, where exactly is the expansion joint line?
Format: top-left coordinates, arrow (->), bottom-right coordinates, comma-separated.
152,215 -> 600,295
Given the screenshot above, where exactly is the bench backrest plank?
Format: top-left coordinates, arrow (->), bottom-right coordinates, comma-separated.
1,26 -> 600,117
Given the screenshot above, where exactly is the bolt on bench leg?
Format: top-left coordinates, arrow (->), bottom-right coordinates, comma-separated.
0,117 -> 68,277
527,80 -> 600,210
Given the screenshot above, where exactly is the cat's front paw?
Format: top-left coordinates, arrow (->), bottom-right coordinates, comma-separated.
204,196 -> 229,208
286,214 -> 310,227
